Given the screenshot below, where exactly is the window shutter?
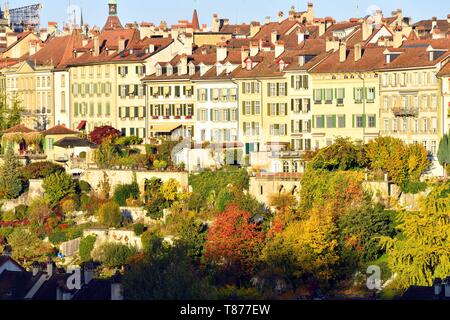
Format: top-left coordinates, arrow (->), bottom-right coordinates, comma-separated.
242,101 -> 246,115
74,102 -> 78,116
312,116 -> 315,128
251,101 -> 255,115
352,115 -> 355,128
321,89 -> 325,101
313,89 -> 316,101
291,120 -> 294,132
291,76 -> 294,88
363,115 -> 367,128
364,88 -> 368,100
332,115 -> 337,128
353,88 -> 356,100
276,103 -> 280,116
303,75 -> 309,89
276,83 -> 280,96
267,83 -> 271,97
291,99 -> 294,111
268,104 -> 271,116
322,115 -> 325,127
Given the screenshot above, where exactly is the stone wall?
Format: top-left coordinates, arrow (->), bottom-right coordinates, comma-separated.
83,228 -> 142,251
80,170 -> 189,195
249,176 -> 301,206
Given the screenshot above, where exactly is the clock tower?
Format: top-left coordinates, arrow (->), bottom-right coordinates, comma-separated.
108,0 -> 117,16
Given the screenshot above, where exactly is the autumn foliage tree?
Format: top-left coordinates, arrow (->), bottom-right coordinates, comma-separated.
204,204 -> 265,281
89,126 -> 121,145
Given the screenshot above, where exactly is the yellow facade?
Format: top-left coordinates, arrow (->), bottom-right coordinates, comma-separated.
311,72 -> 380,149
70,64 -> 116,132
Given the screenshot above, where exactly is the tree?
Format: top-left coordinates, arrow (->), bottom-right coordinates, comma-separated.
338,202 -> 396,262
204,204 -> 266,280
97,201 -> 122,228
438,134 -> 450,179
160,179 -> 180,206
0,144 -> 23,200
309,137 -> 366,171
27,197 -> 52,227
122,244 -> 212,300
366,137 -> 430,188
6,92 -> 23,129
176,215 -> 207,259
92,243 -> 136,268
262,205 -> 340,284
7,228 -> 51,264
19,161 -> 65,180
113,177 -> 140,207
97,171 -> 111,200
42,172 -> 76,206
79,235 -> 97,262
380,182 -> 450,288
89,126 -> 121,145
95,139 -> 119,169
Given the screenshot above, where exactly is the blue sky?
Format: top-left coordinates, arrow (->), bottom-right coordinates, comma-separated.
5,0 -> 450,29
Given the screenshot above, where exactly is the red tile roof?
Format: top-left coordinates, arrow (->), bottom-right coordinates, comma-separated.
42,125 -> 79,135
437,61 -> 450,76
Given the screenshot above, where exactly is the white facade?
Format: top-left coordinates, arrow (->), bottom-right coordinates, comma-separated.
441,74 -> 450,136
193,80 -> 239,143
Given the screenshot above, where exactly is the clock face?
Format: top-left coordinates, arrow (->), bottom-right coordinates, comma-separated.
109,4 -> 117,14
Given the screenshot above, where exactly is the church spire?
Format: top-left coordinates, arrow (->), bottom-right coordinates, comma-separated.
108,0 -> 118,16
192,9 -> 200,30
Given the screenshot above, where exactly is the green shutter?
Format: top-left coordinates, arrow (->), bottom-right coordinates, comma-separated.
364,88 -> 368,100
74,102 -> 79,116
312,116 -> 315,128
321,89 -> 325,101
352,115 -> 355,128
332,115 -> 337,128
363,115 -> 367,128
242,101 -> 246,115
291,99 -> 294,111
291,76 -> 294,88
322,115 -> 325,128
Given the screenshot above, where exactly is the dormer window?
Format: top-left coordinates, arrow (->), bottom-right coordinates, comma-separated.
246,60 -> 252,71
156,65 -> 162,76
279,60 -> 285,71
189,65 -> 195,75
167,65 -> 173,76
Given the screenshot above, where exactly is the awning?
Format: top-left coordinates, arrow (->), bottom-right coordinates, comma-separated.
149,124 -> 182,133
55,137 -> 96,148
76,120 -> 87,130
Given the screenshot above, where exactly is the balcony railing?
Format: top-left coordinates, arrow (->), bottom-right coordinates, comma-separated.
392,107 -> 419,117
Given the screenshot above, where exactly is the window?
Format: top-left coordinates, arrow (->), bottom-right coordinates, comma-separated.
293,99 -> 301,113
368,115 -> 376,128
367,88 -> 376,102
279,83 -> 287,96
60,92 -> 66,113
294,75 -> 302,90
253,122 -> 260,136
244,101 -> 251,115
431,141 -> 437,155
326,115 -> 334,128
383,96 -> 389,111
315,116 -> 324,129
254,101 -> 261,115
338,115 -> 346,128
244,122 -> 251,136
324,89 -> 333,104
354,88 -> 363,103
269,83 -> 277,97
384,119 -> 389,132
283,161 -> 290,173
314,89 -> 322,103
356,115 -> 364,128
336,88 -> 345,105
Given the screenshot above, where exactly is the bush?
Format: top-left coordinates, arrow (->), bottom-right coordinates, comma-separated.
92,243 -> 136,268
97,201 -> 122,228
79,235 -> 97,262
81,194 -> 104,216
14,205 -> 28,221
133,223 -> 146,236
1,210 -> 16,222
79,152 -> 87,159
113,183 -> 140,207
19,161 -> 65,180
0,227 -> 14,239
49,231 -> 68,245
43,172 -> 76,206
60,198 -> 77,215
77,180 -> 92,193
116,136 -> 143,147
401,181 -> 428,194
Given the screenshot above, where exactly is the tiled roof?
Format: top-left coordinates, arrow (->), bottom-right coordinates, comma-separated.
42,125 -> 79,135
377,45 -> 449,70
220,24 -> 251,35
413,19 -> 449,34
252,20 -> 300,42
3,124 -> 36,134
437,61 -> 450,76
310,46 -> 387,73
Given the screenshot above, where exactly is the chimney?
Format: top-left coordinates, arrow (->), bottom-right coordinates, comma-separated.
362,20 -> 372,41
289,6 -> 296,21
118,36 -> 126,52
212,14 -> 219,32
307,2 -> 314,17
149,43 -> 155,53
180,54 -> 188,75
354,43 -> 362,62
374,10 -> 383,27
393,28 -> 404,48
275,41 -> 285,58
445,277 -> 450,298
265,16 -> 271,24
216,45 -> 227,62
447,14 -> 450,24
278,11 -> 284,24
339,41 -> 347,63
29,40 -> 38,56
84,262 -> 94,285
318,20 -> 326,36
2,245 -> 12,257
271,30 -> 278,45
111,271 -> 123,301
431,17 -> 438,30
434,278 -> 443,297
250,41 -> 259,57
326,37 -> 339,52
241,46 -> 249,68
250,22 -> 261,37
93,36 -> 100,56
297,29 -> 305,44
47,257 -> 55,276
32,261 -> 40,276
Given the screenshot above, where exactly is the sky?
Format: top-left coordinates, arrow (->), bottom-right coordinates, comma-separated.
4,0 -> 450,29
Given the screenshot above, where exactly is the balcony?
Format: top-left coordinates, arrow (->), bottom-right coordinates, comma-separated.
392,107 -> 418,118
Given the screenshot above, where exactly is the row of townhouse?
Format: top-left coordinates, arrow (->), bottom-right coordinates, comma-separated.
0,0 -> 449,175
